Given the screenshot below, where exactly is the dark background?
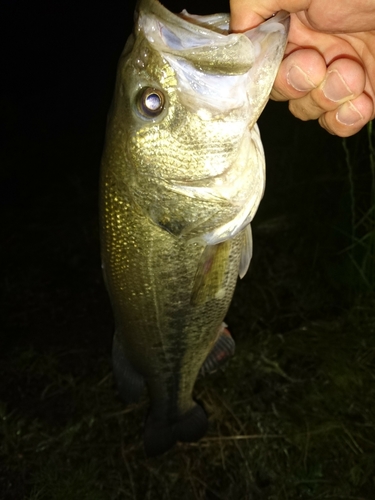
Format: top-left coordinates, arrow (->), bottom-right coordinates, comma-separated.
2,0 -> 348,355
2,2 -> 373,498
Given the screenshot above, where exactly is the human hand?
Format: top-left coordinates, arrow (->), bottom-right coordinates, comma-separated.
230,0 -> 375,137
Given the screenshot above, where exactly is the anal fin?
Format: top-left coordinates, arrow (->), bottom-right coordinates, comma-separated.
199,323 -> 235,377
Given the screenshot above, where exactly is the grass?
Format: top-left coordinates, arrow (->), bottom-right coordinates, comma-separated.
2,104 -> 375,499
341,122 -> 375,292
1,300 -> 375,499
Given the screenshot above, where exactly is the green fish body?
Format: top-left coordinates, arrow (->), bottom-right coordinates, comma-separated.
100,0 -> 289,455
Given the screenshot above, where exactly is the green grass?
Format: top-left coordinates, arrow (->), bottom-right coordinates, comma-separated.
341,122 -> 375,292
2,104 -> 375,499
1,298 -> 375,499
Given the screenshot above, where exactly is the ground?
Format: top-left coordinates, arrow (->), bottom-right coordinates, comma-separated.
2,101 -> 374,498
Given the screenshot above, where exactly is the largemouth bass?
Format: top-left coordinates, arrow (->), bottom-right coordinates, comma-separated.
100,0 -> 289,456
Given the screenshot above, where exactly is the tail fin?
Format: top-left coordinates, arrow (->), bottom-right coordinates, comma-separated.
112,331 -> 145,404
144,403 -> 208,457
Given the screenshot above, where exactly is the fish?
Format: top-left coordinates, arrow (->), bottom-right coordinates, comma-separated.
99,0 -> 289,456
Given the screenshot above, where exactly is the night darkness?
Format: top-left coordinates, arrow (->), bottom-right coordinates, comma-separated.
2,1 -> 375,498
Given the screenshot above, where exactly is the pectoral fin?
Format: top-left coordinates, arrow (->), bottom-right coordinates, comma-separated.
190,241 -> 231,306
239,224 -> 253,279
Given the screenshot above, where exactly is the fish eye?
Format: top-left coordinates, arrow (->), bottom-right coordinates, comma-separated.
137,87 -> 165,118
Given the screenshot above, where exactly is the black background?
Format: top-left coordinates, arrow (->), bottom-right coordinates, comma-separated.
2,0 -> 342,359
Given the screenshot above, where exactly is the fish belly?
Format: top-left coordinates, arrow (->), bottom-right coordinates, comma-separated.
100,169 -> 243,454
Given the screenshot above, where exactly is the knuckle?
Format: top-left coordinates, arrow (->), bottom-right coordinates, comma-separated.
289,97 -> 322,121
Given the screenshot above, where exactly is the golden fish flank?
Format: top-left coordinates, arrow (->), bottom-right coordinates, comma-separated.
100,0 -> 289,456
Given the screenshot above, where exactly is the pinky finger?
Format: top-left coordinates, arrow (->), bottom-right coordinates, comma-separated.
318,93 -> 374,137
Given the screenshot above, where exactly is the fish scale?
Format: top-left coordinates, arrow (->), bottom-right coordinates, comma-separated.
100,0 -> 289,455
104,190 -> 243,406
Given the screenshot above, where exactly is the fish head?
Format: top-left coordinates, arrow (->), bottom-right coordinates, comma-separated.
106,0 -> 289,242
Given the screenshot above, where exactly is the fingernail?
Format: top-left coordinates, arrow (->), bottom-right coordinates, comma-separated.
322,70 -> 353,102
287,65 -> 316,91
336,101 -> 363,126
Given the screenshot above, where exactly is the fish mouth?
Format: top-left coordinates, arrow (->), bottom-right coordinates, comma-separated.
132,3 -> 289,243
138,6 -> 289,116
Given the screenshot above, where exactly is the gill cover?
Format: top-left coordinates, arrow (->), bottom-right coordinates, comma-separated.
134,1 -> 289,247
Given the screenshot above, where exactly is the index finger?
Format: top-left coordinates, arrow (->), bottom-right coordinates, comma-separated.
230,0 -> 265,31
229,0 -> 311,31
